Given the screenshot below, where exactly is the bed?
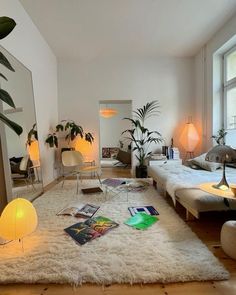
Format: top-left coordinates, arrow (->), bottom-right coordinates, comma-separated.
148,161 -> 236,219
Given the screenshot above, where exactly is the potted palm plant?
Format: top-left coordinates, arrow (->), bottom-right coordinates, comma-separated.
122,101 -> 163,178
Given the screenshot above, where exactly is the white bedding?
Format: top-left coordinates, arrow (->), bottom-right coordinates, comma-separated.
148,164 -> 236,205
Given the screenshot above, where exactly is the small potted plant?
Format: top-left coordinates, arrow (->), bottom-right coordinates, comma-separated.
212,127 -> 227,145
122,101 -> 163,178
45,120 -> 94,149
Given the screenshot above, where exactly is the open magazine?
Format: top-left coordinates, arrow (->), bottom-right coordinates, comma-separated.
64,216 -> 119,245
128,206 -> 159,216
57,202 -> 100,218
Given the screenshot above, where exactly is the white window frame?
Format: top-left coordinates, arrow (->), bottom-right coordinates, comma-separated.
223,45 -> 236,130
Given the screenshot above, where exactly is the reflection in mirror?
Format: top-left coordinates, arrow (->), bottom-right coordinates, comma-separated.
0,45 -> 43,202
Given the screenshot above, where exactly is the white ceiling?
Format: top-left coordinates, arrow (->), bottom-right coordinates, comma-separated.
20,0 -> 236,61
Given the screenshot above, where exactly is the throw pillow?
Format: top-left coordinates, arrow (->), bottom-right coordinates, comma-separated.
191,153 -> 222,172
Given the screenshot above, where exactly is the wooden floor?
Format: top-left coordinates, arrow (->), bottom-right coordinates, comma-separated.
1,167 -> 236,295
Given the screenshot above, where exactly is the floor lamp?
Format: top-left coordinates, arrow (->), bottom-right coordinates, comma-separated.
180,119 -> 199,159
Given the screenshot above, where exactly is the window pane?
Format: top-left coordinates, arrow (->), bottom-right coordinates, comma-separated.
226,50 -> 236,81
226,87 -> 236,129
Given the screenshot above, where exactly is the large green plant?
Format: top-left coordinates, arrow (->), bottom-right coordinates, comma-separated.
122,101 -> 163,166
0,16 -> 22,135
45,120 -> 94,148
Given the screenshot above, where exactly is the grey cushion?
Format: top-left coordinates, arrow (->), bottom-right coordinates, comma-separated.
191,153 -> 222,171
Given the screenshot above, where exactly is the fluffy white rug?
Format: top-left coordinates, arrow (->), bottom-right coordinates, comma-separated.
0,179 -> 229,285
12,183 -> 43,201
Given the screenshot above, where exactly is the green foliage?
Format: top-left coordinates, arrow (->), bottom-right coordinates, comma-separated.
63,120 -> 83,141
26,123 -> 38,146
0,16 -> 22,136
212,127 -> 227,145
0,16 -> 16,40
45,133 -> 58,148
122,101 -> 163,166
45,120 -> 94,148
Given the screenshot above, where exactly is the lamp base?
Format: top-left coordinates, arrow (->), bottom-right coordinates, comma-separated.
212,178 -> 229,191
185,151 -> 195,160
212,161 -> 230,191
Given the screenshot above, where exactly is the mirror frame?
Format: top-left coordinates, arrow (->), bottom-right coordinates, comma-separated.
0,45 -> 44,203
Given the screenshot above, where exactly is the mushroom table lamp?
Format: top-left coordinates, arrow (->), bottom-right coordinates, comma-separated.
205,145 -> 236,190
0,198 -> 38,241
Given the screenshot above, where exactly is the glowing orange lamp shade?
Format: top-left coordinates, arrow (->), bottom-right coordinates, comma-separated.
74,137 -> 92,154
180,122 -> 199,152
28,140 -> 39,162
100,108 -> 118,118
0,198 -> 38,240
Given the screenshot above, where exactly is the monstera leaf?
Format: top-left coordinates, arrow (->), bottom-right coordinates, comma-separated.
0,16 -> 16,40
0,16 -> 22,136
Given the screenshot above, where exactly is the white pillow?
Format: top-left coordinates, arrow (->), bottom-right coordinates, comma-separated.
191,153 -> 222,172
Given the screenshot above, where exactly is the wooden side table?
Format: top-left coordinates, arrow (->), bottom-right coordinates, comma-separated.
199,182 -> 236,259
199,182 -> 236,200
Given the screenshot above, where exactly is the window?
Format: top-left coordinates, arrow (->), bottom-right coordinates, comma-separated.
223,46 -> 236,130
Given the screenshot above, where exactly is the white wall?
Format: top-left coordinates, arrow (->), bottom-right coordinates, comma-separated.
58,56 -> 194,166
194,12 -> 236,151
1,0 -> 58,187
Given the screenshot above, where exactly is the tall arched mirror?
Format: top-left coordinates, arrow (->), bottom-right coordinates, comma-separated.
0,45 -> 43,201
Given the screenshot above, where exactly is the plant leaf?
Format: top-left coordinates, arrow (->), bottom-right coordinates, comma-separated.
0,52 -> 15,71
0,17 -> 16,40
133,100 -> 160,121
0,88 -> 15,107
0,112 -> 22,135
65,122 -> 70,130
0,72 -> 7,80
56,124 -> 64,132
54,136 -> 58,148
34,130 -> 38,140
85,132 -> 94,143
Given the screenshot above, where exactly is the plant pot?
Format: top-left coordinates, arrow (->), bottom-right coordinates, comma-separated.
135,165 -> 147,178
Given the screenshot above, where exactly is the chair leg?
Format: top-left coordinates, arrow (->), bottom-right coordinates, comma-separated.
62,176 -> 65,188
96,172 -> 102,185
76,173 -> 79,194
29,178 -> 36,191
24,179 -> 29,187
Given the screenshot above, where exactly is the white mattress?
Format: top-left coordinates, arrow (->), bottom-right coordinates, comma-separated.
148,164 -> 236,212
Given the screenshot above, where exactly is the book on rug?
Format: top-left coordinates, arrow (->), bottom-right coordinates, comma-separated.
128,206 -> 159,216
64,216 -> 119,245
124,212 -> 158,230
57,202 -> 100,218
81,187 -> 103,194
102,178 -> 126,187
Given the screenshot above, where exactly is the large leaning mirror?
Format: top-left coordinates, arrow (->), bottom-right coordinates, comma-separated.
0,45 -> 43,201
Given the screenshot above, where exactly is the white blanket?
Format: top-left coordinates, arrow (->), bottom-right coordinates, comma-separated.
151,164 -> 236,205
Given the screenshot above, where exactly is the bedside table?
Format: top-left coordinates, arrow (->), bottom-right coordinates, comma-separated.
148,158 -> 182,166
